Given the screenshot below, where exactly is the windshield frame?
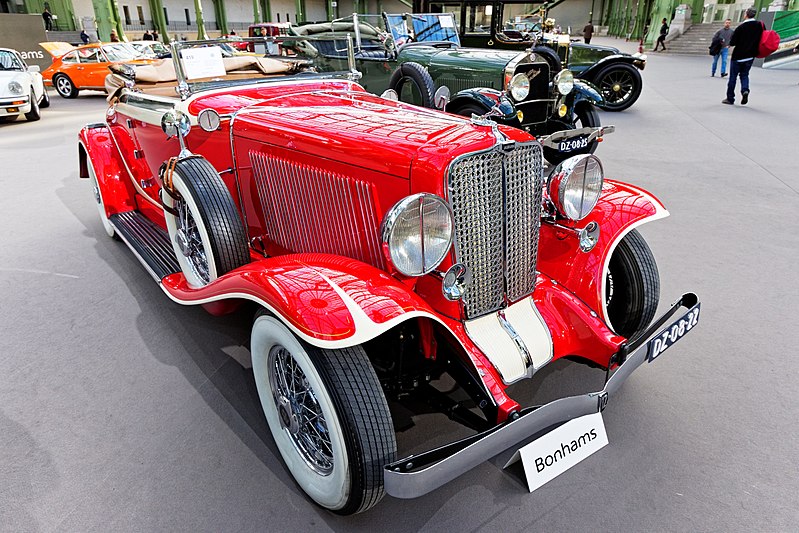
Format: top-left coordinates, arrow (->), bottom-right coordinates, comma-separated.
0,50 -> 25,71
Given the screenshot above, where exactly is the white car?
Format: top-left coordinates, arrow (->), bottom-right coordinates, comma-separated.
0,48 -> 49,122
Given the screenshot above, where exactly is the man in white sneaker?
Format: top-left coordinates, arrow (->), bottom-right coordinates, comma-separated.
722,8 -> 762,105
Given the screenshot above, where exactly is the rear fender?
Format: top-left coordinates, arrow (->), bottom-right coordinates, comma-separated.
578,55 -> 641,79
78,124 -> 137,216
160,253 -> 520,419
537,179 -> 668,328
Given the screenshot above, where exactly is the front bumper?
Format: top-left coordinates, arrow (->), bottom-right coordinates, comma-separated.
0,96 -> 30,115
384,292 -> 699,499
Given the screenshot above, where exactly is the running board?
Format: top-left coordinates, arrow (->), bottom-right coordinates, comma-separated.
109,211 -> 180,281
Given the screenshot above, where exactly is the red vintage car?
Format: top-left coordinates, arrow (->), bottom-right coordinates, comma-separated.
80,37 -> 699,514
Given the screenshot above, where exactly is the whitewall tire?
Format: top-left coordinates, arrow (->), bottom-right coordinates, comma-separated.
251,315 -> 396,514
87,159 -> 116,238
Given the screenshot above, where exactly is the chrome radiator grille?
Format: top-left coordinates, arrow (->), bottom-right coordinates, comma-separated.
249,151 -> 385,269
447,142 -> 544,319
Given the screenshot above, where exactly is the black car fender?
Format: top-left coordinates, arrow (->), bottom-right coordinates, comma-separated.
577,54 -> 644,80
446,88 -> 518,123
568,79 -> 604,108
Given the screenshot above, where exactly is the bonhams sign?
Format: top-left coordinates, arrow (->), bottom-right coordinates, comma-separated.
0,14 -> 50,71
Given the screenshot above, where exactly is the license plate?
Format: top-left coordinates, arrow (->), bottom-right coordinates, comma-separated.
558,136 -> 588,152
647,303 -> 701,362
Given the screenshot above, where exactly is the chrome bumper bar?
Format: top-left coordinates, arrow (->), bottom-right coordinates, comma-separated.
539,125 -> 616,149
384,292 -> 699,499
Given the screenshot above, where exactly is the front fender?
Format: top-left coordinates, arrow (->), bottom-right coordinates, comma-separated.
447,88 -> 517,122
161,253 -> 438,348
160,252 -> 519,419
537,179 -> 668,330
578,55 -> 642,80
78,124 -> 137,216
571,79 -> 603,106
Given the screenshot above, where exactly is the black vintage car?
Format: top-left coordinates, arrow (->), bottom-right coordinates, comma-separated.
288,13 -> 612,165
413,0 -> 646,111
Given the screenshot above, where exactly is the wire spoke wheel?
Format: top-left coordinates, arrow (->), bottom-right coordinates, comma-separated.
269,346 -> 334,475
174,197 -> 210,284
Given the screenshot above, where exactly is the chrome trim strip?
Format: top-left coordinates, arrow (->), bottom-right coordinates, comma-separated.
497,309 -> 533,369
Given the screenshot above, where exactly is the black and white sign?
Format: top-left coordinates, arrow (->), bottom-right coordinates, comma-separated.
504,413 -> 609,492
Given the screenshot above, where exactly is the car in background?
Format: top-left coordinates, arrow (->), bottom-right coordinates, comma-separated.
80,36 -> 699,513
0,47 -> 49,122
413,0 -> 647,111
288,13 -> 610,165
39,42 -> 152,98
129,40 -> 171,58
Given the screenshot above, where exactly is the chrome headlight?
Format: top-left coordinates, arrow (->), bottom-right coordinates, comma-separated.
381,193 -> 454,276
548,154 -> 604,221
508,73 -> 529,101
554,69 -> 574,95
8,81 -> 23,95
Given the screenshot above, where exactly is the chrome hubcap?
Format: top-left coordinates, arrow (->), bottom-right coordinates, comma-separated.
268,346 -> 333,476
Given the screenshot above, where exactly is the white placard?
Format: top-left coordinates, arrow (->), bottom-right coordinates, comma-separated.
504,412 -> 608,492
439,14 -> 455,28
180,46 -> 226,80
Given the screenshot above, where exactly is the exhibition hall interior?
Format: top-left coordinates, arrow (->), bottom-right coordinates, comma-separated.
1,0 -> 797,530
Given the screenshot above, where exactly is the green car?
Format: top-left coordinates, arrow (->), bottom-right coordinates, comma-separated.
289,13 -> 612,165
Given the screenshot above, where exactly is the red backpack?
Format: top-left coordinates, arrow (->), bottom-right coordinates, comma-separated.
757,22 -> 780,58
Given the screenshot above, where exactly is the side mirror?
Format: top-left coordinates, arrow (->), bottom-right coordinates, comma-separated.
434,86 -> 450,111
28,65 -> 40,73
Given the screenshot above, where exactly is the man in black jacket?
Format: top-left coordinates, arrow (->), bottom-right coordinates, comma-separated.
722,8 -> 763,105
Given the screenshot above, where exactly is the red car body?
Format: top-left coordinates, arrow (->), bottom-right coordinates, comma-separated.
80,40 -> 699,513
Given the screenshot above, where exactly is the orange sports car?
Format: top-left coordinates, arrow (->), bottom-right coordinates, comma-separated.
40,42 -> 154,98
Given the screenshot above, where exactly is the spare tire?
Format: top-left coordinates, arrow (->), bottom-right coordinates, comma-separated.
162,157 -> 249,288
388,62 -> 435,108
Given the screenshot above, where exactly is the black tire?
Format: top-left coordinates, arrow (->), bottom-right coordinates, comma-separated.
162,157 -> 249,287
24,87 -> 41,121
53,74 -> 79,99
251,315 -> 396,515
39,89 -> 50,108
605,229 -> 660,339
532,45 -> 562,74
388,61 -> 435,108
542,103 -> 600,166
592,63 -> 642,112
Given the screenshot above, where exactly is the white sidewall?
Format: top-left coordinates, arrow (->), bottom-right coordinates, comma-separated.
163,169 -> 219,288
250,315 -> 351,510
87,157 -> 116,238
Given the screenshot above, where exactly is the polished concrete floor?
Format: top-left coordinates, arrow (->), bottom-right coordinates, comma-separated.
1,40 -> 798,531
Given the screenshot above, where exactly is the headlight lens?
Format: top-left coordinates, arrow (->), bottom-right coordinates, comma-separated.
8,81 -> 23,95
554,69 -> 574,95
381,193 -> 454,276
548,154 -> 604,221
508,73 -> 529,101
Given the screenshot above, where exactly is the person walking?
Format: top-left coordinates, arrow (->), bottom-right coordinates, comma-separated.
711,19 -> 734,77
583,21 -> 594,44
110,29 -> 120,42
41,8 -> 53,31
80,29 -> 90,44
142,30 -> 153,41
152,30 -> 159,42
722,8 -> 763,105
654,18 -> 668,51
